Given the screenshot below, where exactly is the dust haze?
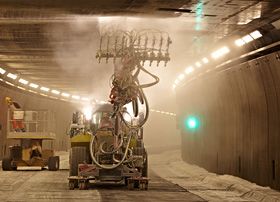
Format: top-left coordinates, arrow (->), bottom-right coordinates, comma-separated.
46,15 -> 217,148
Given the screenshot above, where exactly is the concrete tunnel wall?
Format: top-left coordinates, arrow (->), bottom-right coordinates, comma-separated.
144,111 -> 180,152
176,50 -> 280,190
0,84 -> 76,158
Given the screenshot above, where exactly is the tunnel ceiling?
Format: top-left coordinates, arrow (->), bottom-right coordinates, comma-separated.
0,0 -> 279,98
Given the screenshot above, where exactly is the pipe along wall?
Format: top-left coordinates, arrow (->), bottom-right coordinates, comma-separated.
176,50 -> 280,190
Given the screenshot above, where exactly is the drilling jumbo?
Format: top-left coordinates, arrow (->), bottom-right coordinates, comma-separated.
68,30 -> 171,190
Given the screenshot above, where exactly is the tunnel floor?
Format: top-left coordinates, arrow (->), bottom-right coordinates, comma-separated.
0,150 -> 280,202
95,170 -> 205,202
0,169 -> 204,202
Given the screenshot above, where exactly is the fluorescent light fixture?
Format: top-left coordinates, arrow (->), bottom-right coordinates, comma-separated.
211,46 -> 230,59
202,57 -> 209,64
250,30 -> 262,39
72,95 -> 80,100
19,78 -> 28,85
17,86 -> 26,90
83,106 -> 93,120
51,89 -> 60,95
242,35 -> 254,43
7,73 -> 17,80
28,89 -> 37,94
98,16 -> 114,23
49,96 -> 58,100
0,67 -> 6,74
5,81 -> 14,86
235,39 -> 246,47
61,92 -> 70,97
81,97 -> 90,101
29,83 -> 39,88
195,62 -> 202,67
185,66 -> 194,74
40,86 -> 49,92
237,19 -> 252,25
175,79 -> 179,84
220,47 -> 230,54
211,50 -> 219,59
178,74 -> 185,80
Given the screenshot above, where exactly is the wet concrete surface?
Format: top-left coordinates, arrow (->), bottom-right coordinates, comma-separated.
0,169 -> 100,202
0,169 -> 205,202
96,171 -> 205,202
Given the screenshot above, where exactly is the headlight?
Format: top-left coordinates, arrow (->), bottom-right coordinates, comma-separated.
83,106 -> 93,120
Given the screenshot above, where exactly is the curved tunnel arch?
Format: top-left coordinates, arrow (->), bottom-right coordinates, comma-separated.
177,50 -> 280,189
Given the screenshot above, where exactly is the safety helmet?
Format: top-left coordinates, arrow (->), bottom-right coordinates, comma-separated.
5,97 -> 12,105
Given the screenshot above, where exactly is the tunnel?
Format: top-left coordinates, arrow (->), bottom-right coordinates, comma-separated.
0,1 -> 280,201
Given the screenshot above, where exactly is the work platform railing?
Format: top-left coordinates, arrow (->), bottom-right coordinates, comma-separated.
7,109 -> 56,139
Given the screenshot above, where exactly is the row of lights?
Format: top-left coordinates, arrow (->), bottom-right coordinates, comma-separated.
150,109 -> 176,116
0,68 -> 92,102
234,30 -> 263,47
173,30 -> 263,89
1,69 -> 177,117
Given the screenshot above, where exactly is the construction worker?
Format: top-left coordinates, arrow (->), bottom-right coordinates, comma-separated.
30,140 -> 42,158
5,97 -> 25,132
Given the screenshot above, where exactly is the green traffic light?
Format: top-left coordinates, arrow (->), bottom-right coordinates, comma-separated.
185,116 -> 200,131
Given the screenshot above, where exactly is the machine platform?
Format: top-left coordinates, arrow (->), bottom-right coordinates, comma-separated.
7,110 -> 56,140
7,132 -> 56,139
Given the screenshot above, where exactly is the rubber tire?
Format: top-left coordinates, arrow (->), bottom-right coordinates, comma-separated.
69,147 -> 87,177
79,181 -> 88,190
48,156 -> 60,171
142,152 -> 148,177
2,157 -> 12,171
69,180 -> 76,190
124,177 -> 129,186
132,99 -> 139,117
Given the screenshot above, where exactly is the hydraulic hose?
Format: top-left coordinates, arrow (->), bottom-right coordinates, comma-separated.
113,148 -> 133,163
120,88 -> 149,130
99,136 -> 124,155
89,131 -> 132,170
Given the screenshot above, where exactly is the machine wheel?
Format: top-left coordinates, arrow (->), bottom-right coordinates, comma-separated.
124,177 -> 129,186
69,147 -> 87,177
144,182 -> 148,190
69,180 -> 76,190
134,180 -> 140,189
48,156 -> 60,171
140,182 -> 146,190
128,181 -> 134,190
142,152 -> 148,177
2,157 -> 12,171
79,180 -> 88,190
